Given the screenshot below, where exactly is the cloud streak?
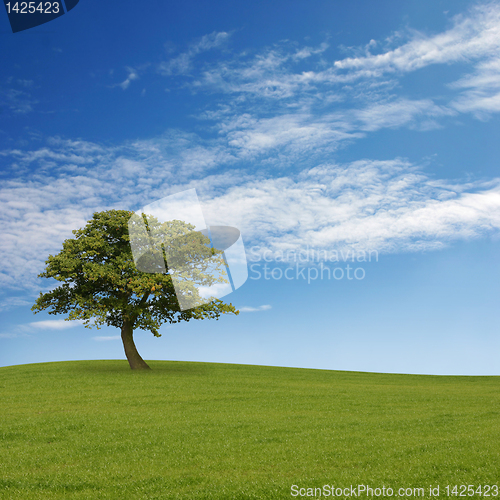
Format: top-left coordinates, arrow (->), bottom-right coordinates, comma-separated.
158,31 -> 231,76
239,305 -> 272,312
201,159 -> 500,256
28,319 -> 84,330
0,296 -> 31,311
0,82 -> 37,114
186,2 -> 500,130
1,135 -> 499,296
333,3 -> 500,76
116,67 -> 139,90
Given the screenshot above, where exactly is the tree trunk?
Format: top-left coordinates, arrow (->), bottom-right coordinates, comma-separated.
121,320 -> 151,370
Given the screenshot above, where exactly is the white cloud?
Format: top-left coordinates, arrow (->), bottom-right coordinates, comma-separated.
449,58 -> 500,118
453,90 -> 500,117
0,87 -> 36,114
351,98 -> 454,131
158,31 -> 230,76
0,332 -> 27,338
2,4 -> 500,295
198,281 -> 233,299
0,134 -> 244,293
201,160 -> 500,256
333,4 -> 500,77
96,4 -> 500,169
193,43 -> 325,100
239,305 -> 272,312
196,31 -> 231,52
16,79 -> 34,88
0,296 -> 31,311
292,42 -> 329,61
115,67 -> 139,90
29,319 -> 84,330
220,112 -> 360,159
190,3 -> 500,102
451,57 -> 500,91
93,335 -> 120,341
213,99 -> 452,161
181,2 -> 500,137
2,133 -> 500,295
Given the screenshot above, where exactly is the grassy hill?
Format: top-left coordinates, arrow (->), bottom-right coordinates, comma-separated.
0,360 -> 499,499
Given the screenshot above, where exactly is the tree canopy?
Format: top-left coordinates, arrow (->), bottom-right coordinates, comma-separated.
32,210 -> 239,369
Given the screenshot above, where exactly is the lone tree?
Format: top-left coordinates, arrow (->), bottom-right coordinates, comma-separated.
32,210 -> 239,370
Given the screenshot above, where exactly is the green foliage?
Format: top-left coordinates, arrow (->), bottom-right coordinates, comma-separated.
1,361 -> 500,499
31,210 -> 238,337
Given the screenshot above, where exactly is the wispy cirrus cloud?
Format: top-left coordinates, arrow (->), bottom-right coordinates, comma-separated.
212,98 -> 452,163
28,319 -> 84,330
239,305 -> 272,312
0,86 -> 36,114
201,159 -> 500,256
2,3 -> 500,297
1,319 -> 85,338
350,98 -> 454,132
449,58 -> 500,118
0,332 -> 27,339
0,77 -> 37,114
0,296 -> 31,311
333,5 -> 500,75
2,134 -> 499,296
158,31 -> 231,76
186,2 -> 500,129
115,66 -> 139,90
195,4 -> 500,97
98,2 -> 500,164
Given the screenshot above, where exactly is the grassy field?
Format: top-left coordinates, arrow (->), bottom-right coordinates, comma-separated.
0,360 -> 499,499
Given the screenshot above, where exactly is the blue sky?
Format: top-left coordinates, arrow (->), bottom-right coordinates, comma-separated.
1,0 -> 500,374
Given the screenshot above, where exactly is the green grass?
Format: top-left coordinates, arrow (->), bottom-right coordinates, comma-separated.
0,360 -> 499,499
